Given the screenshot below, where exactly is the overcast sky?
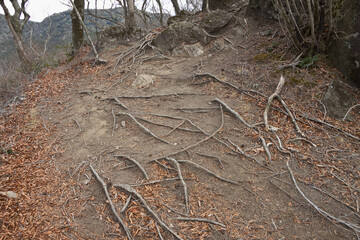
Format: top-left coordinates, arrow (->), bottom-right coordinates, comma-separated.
0,0 -> 177,22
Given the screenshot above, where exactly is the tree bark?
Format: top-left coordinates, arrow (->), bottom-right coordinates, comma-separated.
127,0 -> 136,29
0,0 -> 31,73
170,0 -> 181,14
71,0 -> 85,50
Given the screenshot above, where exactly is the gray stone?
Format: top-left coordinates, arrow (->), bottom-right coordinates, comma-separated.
199,9 -> 233,33
209,38 -> 225,53
327,0 -> 360,88
153,21 -> 212,54
0,191 -> 18,199
132,74 -> 155,88
184,43 -> 204,57
121,121 -> 126,127
322,81 -> 357,119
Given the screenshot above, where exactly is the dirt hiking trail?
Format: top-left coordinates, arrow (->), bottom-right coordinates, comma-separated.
1,13 -> 360,240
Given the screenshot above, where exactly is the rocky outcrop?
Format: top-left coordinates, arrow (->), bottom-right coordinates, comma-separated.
245,0 -> 277,20
327,0 -> 360,88
199,9 -> 233,33
322,81 -> 357,119
152,21 -> 212,55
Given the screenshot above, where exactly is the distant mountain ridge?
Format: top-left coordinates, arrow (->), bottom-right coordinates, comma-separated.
0,8 -> 164,61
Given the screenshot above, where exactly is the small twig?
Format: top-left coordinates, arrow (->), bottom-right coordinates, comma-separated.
343,104 -> 360,121
260,136 -> 272,163
173,217 -> 226,228
89,164 -> 133,240
287,138 -> 316,147
287,161 -> 360,234
107,97 -> 128,110
212,98 -> 254,128
111,108 -> 116,136
165,157 -> 189,213
315,98 -> 327,121
113,184 -> 183,240
120,195 -> 132,214
155,222 -> 164,240
114,155 -> 149,180
177,160 -> 238,185
330,172 -> 360,192
165,120 -> 185,136
71,118 -> 81,131
304,117 -> 360,141
118,112 -> 172,145
195,152 -> 225,169
164,204 -> 189,217
70,161 -> 87,177
130,177 -> 180,187
117,93 -> 199,99
135,116 -> 201,133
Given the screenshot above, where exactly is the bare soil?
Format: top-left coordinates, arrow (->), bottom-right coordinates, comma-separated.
2,13 -> 360,240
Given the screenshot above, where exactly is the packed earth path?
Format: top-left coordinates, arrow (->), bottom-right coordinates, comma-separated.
1,14 -> 360,240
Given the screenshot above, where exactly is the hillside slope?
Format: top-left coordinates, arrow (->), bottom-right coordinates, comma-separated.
1,6 -> 359,240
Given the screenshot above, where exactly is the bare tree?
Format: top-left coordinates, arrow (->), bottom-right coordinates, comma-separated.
170,0 -> 181,14
127,0 -> 136,29
0,0 -> 31,72
71,0 -> 85,50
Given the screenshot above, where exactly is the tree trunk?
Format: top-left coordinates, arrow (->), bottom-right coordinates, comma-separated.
171,0 -> 181,14
71,0 -> 85,50
0,0 -> 31,73
127,0 -> 136,29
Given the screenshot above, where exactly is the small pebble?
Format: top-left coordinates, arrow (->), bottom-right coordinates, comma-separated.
121,121 -> 126,127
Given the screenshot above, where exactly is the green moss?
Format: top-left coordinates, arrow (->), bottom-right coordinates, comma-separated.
288,76 -> 316,87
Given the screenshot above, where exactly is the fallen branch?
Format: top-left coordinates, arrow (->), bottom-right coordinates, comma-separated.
264,76 -> 304,137
118,112 -> 172,145
165,157 -> 189,213
287,137 -> 316,147
70,161 -> 87,177
114,154 -> 149,180
113,184 -> 183,240
287,161 -> 360,234
89,164 -> 133,240
173,217 -> 226,228
195,152 -> 225,168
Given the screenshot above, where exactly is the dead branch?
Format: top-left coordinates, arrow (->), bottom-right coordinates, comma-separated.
114,155 -> 149,180
120,195 -> 132,214
165,157 -> 189,213
173,217 -> 226,228
287,161 -> 360,234
71,118 -> 81,131
113,184 -> 183,240
177,160 -> 238,185
264,76 -> 304,137
118,112 -> 172,145
89,164 -> 133,240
